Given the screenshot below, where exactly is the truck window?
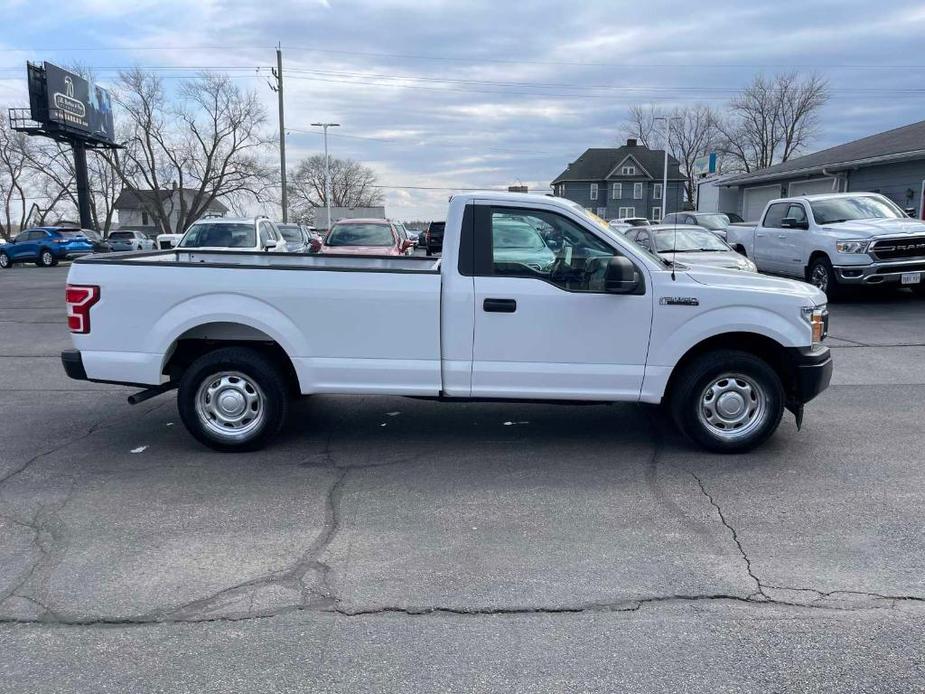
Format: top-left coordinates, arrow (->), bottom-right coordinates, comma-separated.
763,203 -> 789,228
484,207 -> 623,292
786,204 -> 807,224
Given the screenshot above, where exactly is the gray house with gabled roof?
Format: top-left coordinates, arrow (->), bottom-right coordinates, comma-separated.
719,119 -> 925,221
551,139 -> 686,222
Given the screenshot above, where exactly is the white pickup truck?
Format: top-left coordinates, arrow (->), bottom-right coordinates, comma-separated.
725,192 -> 925,297
61,192 -> 832,453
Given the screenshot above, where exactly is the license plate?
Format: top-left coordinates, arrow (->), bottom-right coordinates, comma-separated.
901,272 -> 921,285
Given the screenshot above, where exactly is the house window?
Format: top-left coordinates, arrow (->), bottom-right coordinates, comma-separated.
633,182 -> 643,199
612,182 -> 622,199
652,206 -> 662,222
622,165 -> 636,176
596,207 -> 607,219
619,206 -> 636,218
559,184 -> 566,196
590,183 -> 598,201
653,183 -> 662,200
142,211 -> 149,225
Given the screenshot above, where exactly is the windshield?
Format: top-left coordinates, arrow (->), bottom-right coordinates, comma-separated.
180,223 -> 256,248
493,223 -> 547,250
653,228 -> 729,253
626,219 -> 649,227
810,196 -> 905,224
277,225 -> 303,242
108,232 -> 134,241
326,223 -> 395,247
694,213 -> 730,230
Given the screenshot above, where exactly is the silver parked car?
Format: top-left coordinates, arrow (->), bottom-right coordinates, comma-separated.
626,224 -> 757,272
107,230 -> 155,252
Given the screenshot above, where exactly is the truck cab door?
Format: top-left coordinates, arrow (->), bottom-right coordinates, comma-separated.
773,203 -> 810,277
468,203 -> 652,400
754,202 -> 789,273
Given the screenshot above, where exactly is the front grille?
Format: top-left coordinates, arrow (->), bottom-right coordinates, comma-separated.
869,236 -> 925,260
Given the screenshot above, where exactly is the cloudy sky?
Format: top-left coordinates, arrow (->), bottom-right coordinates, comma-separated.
1,0 -> 924,219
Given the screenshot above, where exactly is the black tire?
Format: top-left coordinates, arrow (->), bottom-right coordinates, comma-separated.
911,283 -> 925,297
425,246 -> 432,256
37,249 -> 56,268
177,346 -> 289,452
806,255 -> 840,299
669,349 -> 784,453
0,252 -> 10,269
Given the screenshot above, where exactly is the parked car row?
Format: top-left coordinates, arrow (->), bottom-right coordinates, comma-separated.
0,227 -> 108,268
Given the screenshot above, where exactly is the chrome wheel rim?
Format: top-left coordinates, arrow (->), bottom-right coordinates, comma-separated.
195,371 -> 265,441
41,251 -> 52,266
0,254 -> 8,268
810,264 -> 829,292
697,373 -> 767,441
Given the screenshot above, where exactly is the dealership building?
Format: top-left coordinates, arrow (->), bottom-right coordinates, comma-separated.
703,119 -> 925,221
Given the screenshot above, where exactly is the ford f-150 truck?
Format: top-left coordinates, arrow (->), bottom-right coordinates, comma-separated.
725,192 -> 925,297
61,192 -> 832,453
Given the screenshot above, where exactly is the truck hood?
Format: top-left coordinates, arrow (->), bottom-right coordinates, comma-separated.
821,217 -> 925,238
685,266 -> 826,304
659,250 -> 752,271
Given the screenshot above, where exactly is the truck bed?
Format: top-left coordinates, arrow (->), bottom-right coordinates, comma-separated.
68,249 -> 444,395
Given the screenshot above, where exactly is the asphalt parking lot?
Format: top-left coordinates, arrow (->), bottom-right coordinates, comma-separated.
1,263 -> 924,693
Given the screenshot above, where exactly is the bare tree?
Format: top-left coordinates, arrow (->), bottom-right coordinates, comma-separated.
624,104 -> 719,202
104,68 -> 275,233
288,155 -> 383,223
715,72 -> 829,173
0,116 -> 33,240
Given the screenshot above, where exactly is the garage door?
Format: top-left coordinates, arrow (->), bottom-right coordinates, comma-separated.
743,185 -> 782,222
789,178 -> 836,196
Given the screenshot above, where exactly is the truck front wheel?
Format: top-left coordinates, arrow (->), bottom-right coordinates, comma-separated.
807,256 -> 840,298
177,346 -> 289,452
670,350 -> 784,453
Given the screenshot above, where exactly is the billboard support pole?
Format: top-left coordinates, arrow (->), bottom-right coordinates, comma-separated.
72,140 -> 93,229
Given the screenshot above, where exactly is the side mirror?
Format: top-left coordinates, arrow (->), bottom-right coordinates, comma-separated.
780,217 -> 808,230
401,239 -> 413,252
263,239 -> 278,251
604,256 -> 640,294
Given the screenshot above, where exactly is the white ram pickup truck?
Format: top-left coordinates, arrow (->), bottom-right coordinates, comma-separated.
725,192 -> 925,297
61,192 -> 832,453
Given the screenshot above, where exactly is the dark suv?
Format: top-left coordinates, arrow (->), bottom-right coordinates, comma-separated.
424,221 -> 445,256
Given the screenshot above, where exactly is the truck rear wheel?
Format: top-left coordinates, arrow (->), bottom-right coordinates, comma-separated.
670,350 -> 784,453
177,346 -> 289,452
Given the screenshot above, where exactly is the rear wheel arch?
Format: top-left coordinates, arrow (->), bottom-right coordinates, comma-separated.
162,322 -> 301,396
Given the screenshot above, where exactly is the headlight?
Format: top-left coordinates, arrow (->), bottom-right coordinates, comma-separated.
739,259 -> 757,272
835,239 -> 869,254
801,305 -> 828,344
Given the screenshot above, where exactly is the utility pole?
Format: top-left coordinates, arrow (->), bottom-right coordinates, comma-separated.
269,45 -> 287,222
72,141 -> 93,229
310,122 -> 339,229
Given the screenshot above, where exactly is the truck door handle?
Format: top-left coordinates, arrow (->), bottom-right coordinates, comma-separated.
483,298 -> 517,313
777,234 -> 788,239
756,233 -> 765,238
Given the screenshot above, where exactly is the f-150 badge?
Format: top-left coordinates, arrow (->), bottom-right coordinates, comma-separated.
659,297 -> 700,306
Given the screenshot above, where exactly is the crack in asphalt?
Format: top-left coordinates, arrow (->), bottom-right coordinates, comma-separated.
2,399 -> 925,628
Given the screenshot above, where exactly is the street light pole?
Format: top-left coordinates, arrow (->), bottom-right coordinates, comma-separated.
654,116 -> 681,219
311,122 -> 340,229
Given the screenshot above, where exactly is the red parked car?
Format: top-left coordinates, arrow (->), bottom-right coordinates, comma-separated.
320,219 -> 415,256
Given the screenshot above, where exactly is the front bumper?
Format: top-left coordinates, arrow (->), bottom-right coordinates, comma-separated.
835,259 -> 925,285
786,345 -> 833,404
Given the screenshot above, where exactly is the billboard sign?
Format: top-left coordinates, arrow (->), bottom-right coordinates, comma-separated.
692,152 -> 718,177
36,62 -> 115,144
